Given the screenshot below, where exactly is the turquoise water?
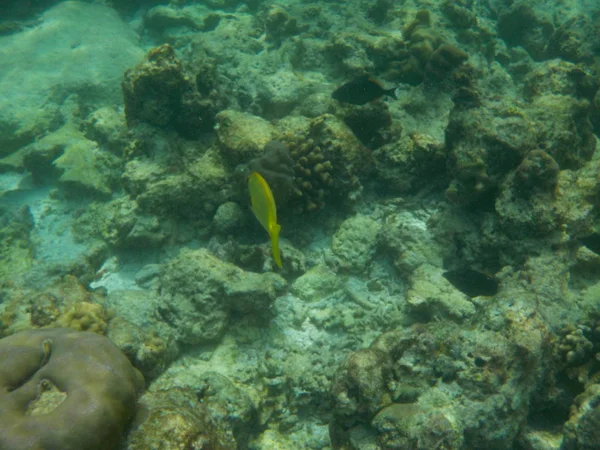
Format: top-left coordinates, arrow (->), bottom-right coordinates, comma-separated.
0,1 -> 599,449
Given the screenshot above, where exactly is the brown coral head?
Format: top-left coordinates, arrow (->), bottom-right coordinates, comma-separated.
0,328 -> 144,450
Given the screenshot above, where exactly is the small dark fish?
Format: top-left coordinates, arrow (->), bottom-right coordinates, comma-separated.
332,75 -> 397,105
443,268 -> 498,298
581,233 -> 600,254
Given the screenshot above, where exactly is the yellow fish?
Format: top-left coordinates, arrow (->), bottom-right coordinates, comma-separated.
248,172 -> 283,269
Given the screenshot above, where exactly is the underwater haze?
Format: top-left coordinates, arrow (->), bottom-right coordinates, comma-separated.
0,0 -> 599,449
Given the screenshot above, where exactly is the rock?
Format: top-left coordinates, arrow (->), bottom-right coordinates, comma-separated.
497,4 -> 553,60
212,201 -> 247,236
407,263 -> 476,321
128,372 -> 257,450
52,132 -> 115,196
563,384 -> 600,450
158,248 -> 287,345
332,214 -> 381,272
380,209 -> 445,275
122,147 -> 232,218
0,1 -> 143,156
330,316 -> 547,449
122,43 -> 220,138
291,265 -> 341,301
216,110 -> 277,166
82,106 -> 128,155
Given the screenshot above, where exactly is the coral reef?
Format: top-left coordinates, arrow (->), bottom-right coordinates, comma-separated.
330,311 -> 547,449
547,15 -> 600,64
389,10 -> 468,85
331,214 -> 381,273
53,135 -> 117,197
4,0 -> 600,448
495,149 -> 561,235
0,275 -> 110,337
280,133 -> 333,212
0,205 -> 34,282
337,101 -> 398,149
406,264 -> 476,321
122,135 -> 232,219
128,372 -> 257,449
0,2 -> 143,156
279,114 -> 370,212
445,60 -> 595,207
381,207 -> 446,275
216,109 -> 277,166
72,197 -> 167,249
3,124 -> 120,196
0,328 -> 144,450
158,248 -> 287,345
497,4 -> 553,61
82,106 -> 128,155
563,384 -> 600,450
373,133 -> 446,194
122,44 -> 220,139
107,317 -> 175,382
212,201 -> 248,236
262,4 -> 304,48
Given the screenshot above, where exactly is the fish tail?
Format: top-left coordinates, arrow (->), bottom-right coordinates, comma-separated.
385,87 -> 397,100
270,223 -> 283,269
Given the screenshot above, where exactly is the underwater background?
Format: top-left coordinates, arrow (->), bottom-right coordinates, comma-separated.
0,0 -> 599,449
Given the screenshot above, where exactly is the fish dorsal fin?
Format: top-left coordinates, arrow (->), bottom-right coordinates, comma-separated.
367,76 -> 383,88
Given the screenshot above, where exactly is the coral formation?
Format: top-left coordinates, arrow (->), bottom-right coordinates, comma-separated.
55,301 -> 112,334
331,214 -> 381,273
0,275 -> 110,337
53,136 -> 116,197
4,0 -> 600,448
0,206 -> 34,282
495,149 -> 561,235
122,139 -> 232,219
82,106 -> 128,155
563,384 -> 600,450
0,2 -> 144,156
497,4 -> 553,61
128,372 -> 257,449
3,124 -> 120,196
445,60 -> 595,207
337,101 -> 398,149
73,197 -> 167,249
158,248 -> 287,345
212,201 -> 248,236
0,328 -> 144,450
280,133 -> 333,212
262,4 -> 304,47
279,114 -> 370,212
406,264 -> 476,321
216,109 -> 277,166
122,44 -> 220,139
330,312 -> 547,449
390,10 -> 468,85
107,317 -> 175,381
373,133 -> 446,194
547,15 -> 600,64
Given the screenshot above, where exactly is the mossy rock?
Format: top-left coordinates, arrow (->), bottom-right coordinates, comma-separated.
53,138 -> 114,196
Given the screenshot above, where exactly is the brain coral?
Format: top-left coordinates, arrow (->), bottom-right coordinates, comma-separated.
0,328 -> 144,450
